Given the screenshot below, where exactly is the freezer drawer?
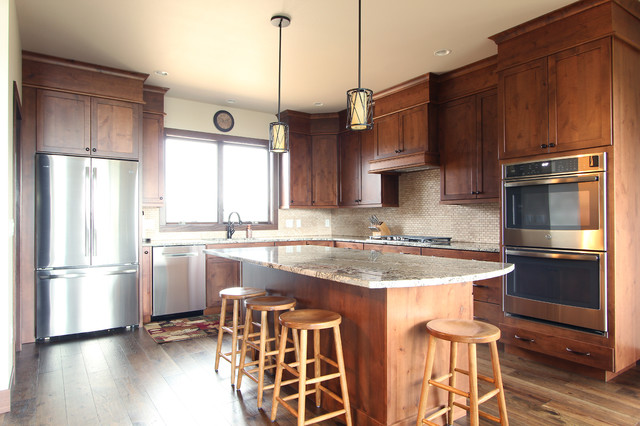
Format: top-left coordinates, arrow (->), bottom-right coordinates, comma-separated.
152,245 -> 206,316
36,265 -> 139,338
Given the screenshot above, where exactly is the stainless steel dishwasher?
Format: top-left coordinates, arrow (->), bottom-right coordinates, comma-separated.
152,245 -> 206,317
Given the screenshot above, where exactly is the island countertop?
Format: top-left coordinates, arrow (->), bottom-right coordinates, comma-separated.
203,245 -> 513,289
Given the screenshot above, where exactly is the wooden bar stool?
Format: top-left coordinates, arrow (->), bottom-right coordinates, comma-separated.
271,309 -> 352,426
416,319 -> 508,426
236,295 -> 299,409
214,287 -> 267,386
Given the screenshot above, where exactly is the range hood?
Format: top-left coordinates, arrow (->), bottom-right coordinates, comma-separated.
366,73 -> 440,174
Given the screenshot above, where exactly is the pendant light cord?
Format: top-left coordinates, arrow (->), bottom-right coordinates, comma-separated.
277,19 -> 283,122
358,0 -> 362,89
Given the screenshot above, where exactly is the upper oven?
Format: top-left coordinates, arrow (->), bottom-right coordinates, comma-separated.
503,152 -> 606,251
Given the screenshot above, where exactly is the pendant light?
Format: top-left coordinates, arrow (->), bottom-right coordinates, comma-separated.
269,15 -> 291,153
346,0 -> 373,131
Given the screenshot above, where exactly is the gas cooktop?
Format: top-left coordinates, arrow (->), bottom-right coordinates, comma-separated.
369,235 -> 452,244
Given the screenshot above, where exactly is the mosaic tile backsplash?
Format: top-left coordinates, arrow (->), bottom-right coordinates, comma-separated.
143,169 -> 500,244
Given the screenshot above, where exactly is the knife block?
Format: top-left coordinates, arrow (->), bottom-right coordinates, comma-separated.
371,222 -> 391,237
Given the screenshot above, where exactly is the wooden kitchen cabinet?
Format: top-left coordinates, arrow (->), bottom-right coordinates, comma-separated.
338,129 -> 399,207
142,85 -> 168,206
364,243 -> 421,255
141,248 -> 153,324
334,241 -> 364,250
311,134 -> 338,207
287,133 -> 313,207
305,240 -> 334,247
499,38 -> 611,159
439,90 -> 499,202
36,89 -> 141,159
373,104 -> 430,159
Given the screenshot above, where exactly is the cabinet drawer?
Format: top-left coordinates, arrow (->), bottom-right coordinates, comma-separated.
363,243 -> 421,255
472,276 -> 501,304
335,242 -> 364,250
473,301 -> 502,327
500,324 -> 613,371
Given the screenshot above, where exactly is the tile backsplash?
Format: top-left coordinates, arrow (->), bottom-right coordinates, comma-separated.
143,169 -> 500,244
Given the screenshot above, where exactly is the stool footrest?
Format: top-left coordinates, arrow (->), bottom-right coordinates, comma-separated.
427,379 -> 469,398
305,372 -> 341,386
317,353 -> 338,368
454,367 -> 496,384
424,405 -> 450,423
318,384 -> 344,405
452,401 -> 501,423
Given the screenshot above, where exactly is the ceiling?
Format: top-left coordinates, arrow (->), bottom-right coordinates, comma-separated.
16,0 -> 577,115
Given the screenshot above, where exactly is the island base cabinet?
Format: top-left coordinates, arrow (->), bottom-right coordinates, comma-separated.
242,263 -> 473,426
204,256 -> 240,315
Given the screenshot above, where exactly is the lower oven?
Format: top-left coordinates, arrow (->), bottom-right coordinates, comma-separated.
503,247 -> 607,333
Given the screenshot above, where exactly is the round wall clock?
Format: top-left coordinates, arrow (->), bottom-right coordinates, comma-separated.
213,110 -> 234,132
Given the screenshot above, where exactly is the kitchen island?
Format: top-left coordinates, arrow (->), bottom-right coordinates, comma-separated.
204,245 -> 513,426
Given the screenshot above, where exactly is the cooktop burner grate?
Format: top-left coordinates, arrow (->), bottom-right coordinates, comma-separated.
369,235 -> 452,244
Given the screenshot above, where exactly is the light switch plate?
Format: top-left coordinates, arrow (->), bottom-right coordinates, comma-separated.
285,219 -> 293,228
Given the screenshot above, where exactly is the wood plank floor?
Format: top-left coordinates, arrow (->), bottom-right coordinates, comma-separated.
1,326 -> 639,425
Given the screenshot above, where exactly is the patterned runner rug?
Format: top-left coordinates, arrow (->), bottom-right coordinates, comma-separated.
144,314 -> 222,344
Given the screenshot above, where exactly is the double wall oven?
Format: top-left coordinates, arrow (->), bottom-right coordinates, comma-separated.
502,152 -> 607,333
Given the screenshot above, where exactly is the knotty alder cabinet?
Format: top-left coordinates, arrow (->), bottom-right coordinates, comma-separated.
36,89 -> 141,159
338,129 -> 398,207
142,85 -> 169,206
498,38 -> 612,159
439,90 -> 499,202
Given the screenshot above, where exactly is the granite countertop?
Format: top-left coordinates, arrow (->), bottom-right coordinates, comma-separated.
145,236 -> 500,253
204,245 -> 513,289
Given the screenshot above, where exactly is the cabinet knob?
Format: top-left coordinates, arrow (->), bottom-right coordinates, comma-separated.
548,143 -> 556,148
540,144 -> 548,149
92,148 -> 97,152
85,147 -> 90,152
159,196 -> 163,200
144,250 -> 149,254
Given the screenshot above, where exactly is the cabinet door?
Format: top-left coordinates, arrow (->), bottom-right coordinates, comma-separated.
288,133 -> 312,206
141,248 -> 152,323
205,256 -> 241,314
91,98 -> 141,159
311,134 -> 338,207
360,128 -> 385,205
548,38 -> 612,152
476,90 -> 499,200
373,113 -> 399,159
439,96 -> 476,201
499,58 -> 549,159
338,131 -> 361,206
142,113 -> 165,206
37,89 -> 91,155
399,104 -> 429,155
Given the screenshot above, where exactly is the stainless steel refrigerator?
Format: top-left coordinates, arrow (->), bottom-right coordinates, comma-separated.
35,154 -> 139,338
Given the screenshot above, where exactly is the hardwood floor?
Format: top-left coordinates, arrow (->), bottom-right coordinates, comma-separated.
1,326 -> 639,425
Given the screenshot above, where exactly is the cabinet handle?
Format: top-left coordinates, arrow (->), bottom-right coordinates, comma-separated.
566,347 -> 591,357
548,143 -> 556,148
472,284 -> 488,288
92,148 -> 97,152
540,144 -> 548,149
85,147 -> 90,152
473,316 -> 489,322
144,250 -> 149,254
514,334 -> 535,343
291,200 -> 295,204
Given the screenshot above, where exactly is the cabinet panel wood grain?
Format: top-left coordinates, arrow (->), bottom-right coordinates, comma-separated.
91,97 -> 140,159
334,242 -> 364,250
440,96 -> 476,200
142,113 -> 164,206
288,133 -> 312,206
141,249 -> 152,324
399,104 -> 429,155
338,131 -> 360,206
311,134 -> 338,207
373,113 -> 399,159
36,89 -> 91,155
473,300 -> 502,327
477,91 -> 499,199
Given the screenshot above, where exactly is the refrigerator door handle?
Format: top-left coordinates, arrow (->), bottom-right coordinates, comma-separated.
85,166 -> 91,257
92,166 -> 98,257
40,268 -> 138,279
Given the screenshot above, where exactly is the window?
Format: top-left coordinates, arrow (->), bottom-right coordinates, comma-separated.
161,128 -> 278,231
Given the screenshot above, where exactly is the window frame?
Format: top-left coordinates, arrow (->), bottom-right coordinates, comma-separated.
159,128 -> 279,232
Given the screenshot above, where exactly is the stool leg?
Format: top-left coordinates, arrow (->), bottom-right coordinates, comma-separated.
236,306 -> 253,390
333,325 -> 352,426
230,299 -> 240,387
297,329 -> 308,426
290,308 -> 300,367
468,343 -> 479,426
416,334 -> 437,426
447,341 -> 458,426
257,310 -> 268,409
490,341 -> 509,425
215,297 -> 227,372
271,324 -> 289,422
314,329 -> 321,407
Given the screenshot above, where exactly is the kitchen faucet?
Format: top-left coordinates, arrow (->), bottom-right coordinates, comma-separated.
226,212 -> 243,239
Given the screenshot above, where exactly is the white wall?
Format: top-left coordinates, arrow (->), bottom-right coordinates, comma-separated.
164,97 -> 275,140
1,0 -> 21,408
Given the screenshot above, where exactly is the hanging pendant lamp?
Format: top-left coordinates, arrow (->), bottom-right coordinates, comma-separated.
346,0 -> 373,131
269,15 -> 291,153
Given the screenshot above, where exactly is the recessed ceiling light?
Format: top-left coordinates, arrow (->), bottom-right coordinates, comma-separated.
434,49 -> 452,57
226,99 -> 236,104
313,102 -> 324,107
154,70 -> 169,76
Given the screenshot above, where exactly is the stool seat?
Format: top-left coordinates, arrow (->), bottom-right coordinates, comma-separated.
427,319 -> 501,344
279,309 -> 342,330
245,295 -> 296,311
219,287 -> 266,300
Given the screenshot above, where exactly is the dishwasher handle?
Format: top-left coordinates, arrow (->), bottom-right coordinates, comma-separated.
161,252 -> 198,258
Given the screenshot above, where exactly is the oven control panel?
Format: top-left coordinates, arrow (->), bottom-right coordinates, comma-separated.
504,152 -> 606,179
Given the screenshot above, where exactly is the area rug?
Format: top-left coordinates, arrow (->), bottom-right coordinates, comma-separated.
144,314 -> 222,344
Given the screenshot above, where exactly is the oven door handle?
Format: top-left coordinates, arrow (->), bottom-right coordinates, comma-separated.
505,249 -> 600,262
503,175 -> 599,187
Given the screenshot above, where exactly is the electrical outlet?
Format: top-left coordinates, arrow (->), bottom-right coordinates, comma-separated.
325,219 -> 330,227
285,219 -> 294,228
296,219 -> 302,228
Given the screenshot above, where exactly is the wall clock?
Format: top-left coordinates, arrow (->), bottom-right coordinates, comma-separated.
213,110 -> 234,132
